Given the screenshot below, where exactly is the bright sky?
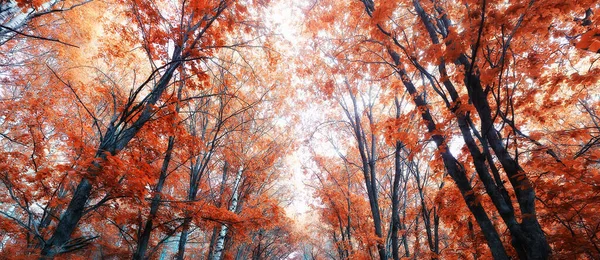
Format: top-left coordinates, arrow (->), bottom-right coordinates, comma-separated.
263,0 -> 317,226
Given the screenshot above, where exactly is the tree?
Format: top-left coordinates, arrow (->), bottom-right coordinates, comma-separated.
305,0 -> 600,258
0,0 -> 90,46
0,0 -> 299,258
2,0 -> 600,259
39,0 -> 235,255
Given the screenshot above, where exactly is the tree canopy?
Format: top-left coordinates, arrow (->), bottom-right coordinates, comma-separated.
0,0 -> 599,259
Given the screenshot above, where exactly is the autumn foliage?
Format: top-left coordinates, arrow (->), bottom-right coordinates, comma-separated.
0,0 -> 600,259
300,0 -> 600,259
0,0 -> 298,259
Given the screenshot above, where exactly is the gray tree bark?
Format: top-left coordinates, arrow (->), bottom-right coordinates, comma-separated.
212,166 -> 243,260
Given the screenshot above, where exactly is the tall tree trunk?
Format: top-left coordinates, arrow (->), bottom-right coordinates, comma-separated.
212,166 -> 243,260
391,141 -> 402,260
175,217 -> 191,260
39,177 -> 93,257
133,135 -> 175,259
176,156 -> 212,258
207,227 -> 219,259
175,162 -> 198,260
461,67 -> 550,259
208,162 -> 229,259
415,163 -> 437,258
400,176 -> 410,258
401,221 -> 409,257
391,97 -> 404,260
134,76 -> 185,259
390,96 -> 407,260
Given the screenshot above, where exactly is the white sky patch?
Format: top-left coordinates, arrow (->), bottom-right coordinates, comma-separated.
264,0 -> 314,45
266,1 -> 299,41
449,135 -> 464,157
264,0 -> 318,229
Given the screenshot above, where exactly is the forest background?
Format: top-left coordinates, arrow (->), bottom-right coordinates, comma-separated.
0,0 -> 599,259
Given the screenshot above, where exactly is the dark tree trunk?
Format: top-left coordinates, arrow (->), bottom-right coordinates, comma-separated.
461,66 -> 550,259
391,141 -> 402,260
207,227 -> 218,260
175,217 -> 191,260
133,135 -> 175,259
40,177 -> 92,257
40,47 -> 183,258
391,96 -> 404,260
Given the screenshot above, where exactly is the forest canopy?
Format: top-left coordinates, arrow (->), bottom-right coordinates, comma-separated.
0,0 -> 599,259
